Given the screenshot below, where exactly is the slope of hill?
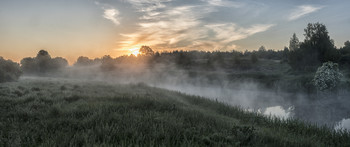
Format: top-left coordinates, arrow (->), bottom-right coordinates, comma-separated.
0,77 -> 349,146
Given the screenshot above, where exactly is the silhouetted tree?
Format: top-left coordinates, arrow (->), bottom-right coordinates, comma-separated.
289,33 -> 300,51
302,22 -> 339,63
345,40 -> 350,47
251,53 -> 258,63
20,57 -> 37,73
36,50 -> 52,73
100,55 -> 116,71
339,41 -> 350,67
149,51 -> 161,65
0,57 -> 22,82
139,46 -> 154,56
257,46 -> 266,58
258,46 -> 266,52
288,33 -> 303,70
175,51 -> 193,68
244,50 -> 251,56
288,23 -> 340,71
234,55 -> 241,65
282,47 -> 289,62
20,50 -> 68,74
288,48 -> 303,70
50,57 -> 68,70
75,56 -> 94,66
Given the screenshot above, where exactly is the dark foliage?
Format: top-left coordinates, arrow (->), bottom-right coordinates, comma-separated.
100,55 -> 116,71
20,50 -> 68,74
76,45 -> 288,73
288,23 -> 340,71
250,54 -> 258,63
139,46 -> 154,56
339,41 -> 350,69
0,57 -> 22,83
74,56 -> 98,66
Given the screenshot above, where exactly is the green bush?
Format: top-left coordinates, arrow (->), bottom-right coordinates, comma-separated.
313,61 -> 342,91
0,57 -> 22,83
20,50 -> 68,74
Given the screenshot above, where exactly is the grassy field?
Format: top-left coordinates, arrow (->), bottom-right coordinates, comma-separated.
0,77 -> 349,146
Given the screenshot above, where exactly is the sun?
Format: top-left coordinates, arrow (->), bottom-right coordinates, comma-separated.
129,48 -> 139,56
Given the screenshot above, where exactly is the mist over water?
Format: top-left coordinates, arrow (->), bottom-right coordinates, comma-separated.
21,62 -> 350,131
158,81 -> 350,131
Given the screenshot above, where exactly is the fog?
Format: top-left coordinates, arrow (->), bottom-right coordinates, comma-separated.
20,59 -> 350,131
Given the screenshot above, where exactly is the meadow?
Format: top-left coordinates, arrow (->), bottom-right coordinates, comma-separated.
0,77 -> 349,146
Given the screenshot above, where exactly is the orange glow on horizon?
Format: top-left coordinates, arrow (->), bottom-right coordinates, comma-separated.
129,47 -> 140,56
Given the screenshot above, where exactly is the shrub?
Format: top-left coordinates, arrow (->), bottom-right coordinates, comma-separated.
0,57 -> 22,83
313,61 -> 342,91
20,50 -> 68,74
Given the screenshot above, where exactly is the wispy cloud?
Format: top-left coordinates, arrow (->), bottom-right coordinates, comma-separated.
95,1 -> 121,25
192,23 -> 275,50
103,8 -> 120,25
288,5 -> 323,21
203,0 -> 242,7
127,0 -> 172,20
116,0 -> 274,51
206,23 -> 275,43
118,5 -> 206,49
128,0 -> 171,12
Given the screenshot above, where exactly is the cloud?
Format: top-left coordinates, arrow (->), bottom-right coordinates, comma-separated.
117,4 -> 207,49
288,5 -> 323,21
203,0 -> 242,8
116,0 -> 273,51
206,23 -> 275,43
191,23 -> 274,50
94,2 -> 121,25
128,0 -> 171,12
103,9 -> 120,25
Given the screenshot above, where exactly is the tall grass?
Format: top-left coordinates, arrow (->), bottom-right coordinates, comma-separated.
0,78 -> 349,146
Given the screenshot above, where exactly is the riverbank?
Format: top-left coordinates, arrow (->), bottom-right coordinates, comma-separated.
0,78 -> 349,146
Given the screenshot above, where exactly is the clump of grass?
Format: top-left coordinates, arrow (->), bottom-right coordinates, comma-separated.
73,85 -> 80,89
48,106 -> 61,117
64,95 -> 81,103
11,90 -> 22,97
17,86 -> 25,90
31,87 -> 40,91
60,85 -> 67,91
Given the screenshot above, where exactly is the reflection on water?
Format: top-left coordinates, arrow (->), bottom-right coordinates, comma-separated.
262,106 -> 294,119
155,82 -> 350,131
335,118 -> 350,131
260,101 -> 350,131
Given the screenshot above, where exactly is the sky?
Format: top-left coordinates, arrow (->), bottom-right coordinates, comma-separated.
0,0 -> 349,63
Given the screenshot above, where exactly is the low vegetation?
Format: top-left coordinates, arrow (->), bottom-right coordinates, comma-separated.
0,78 -> 349,146
20,50 -> 68,75
0,57 -> 21,83
313,62 -> 342,91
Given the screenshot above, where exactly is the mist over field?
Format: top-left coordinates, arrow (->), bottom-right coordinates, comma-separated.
1,0 -> 350,145
17,50 -> 350,131
2,26 -> 350,132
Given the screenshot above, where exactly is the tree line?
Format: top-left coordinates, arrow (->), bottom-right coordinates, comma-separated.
0,22 -> 349,83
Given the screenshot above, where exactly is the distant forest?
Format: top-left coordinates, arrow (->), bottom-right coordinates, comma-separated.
1,22 -> 350,82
